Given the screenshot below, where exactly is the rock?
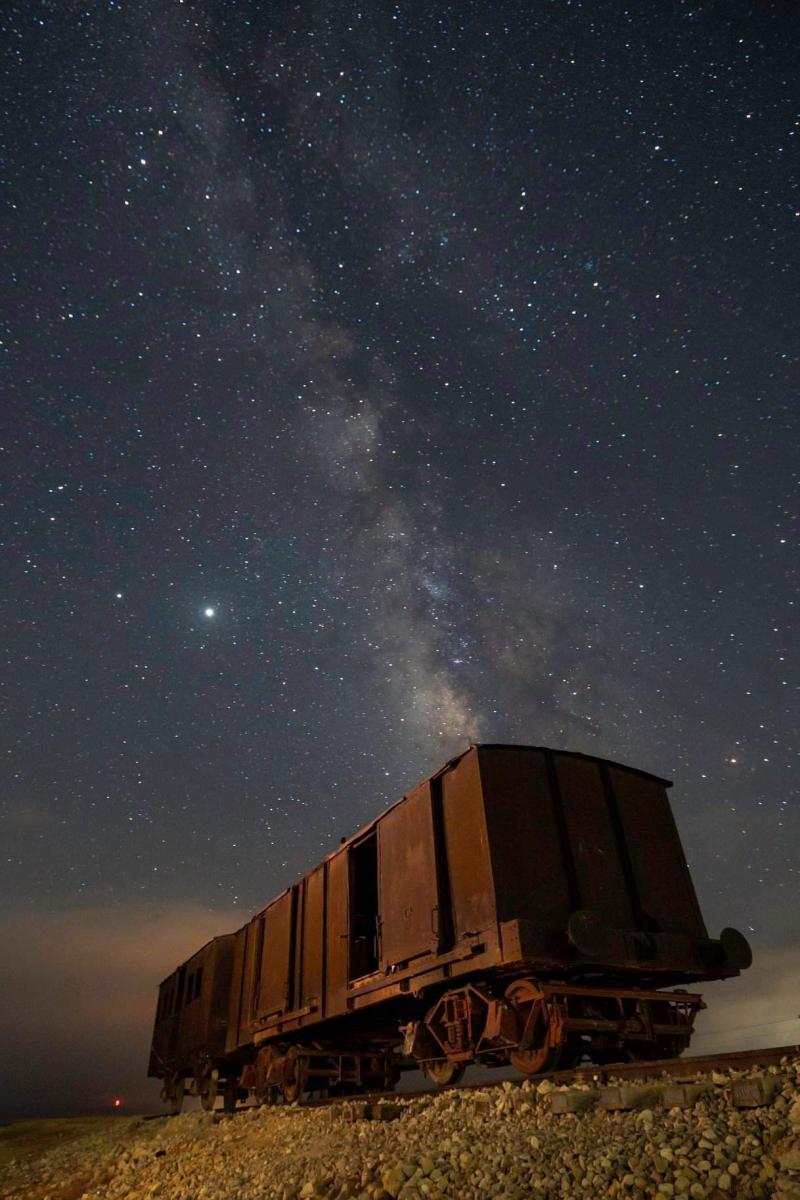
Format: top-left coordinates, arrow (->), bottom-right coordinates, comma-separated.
778,1146 -> 800,1172
380,1166 -> 406,1198
3,1056 -> 799,1200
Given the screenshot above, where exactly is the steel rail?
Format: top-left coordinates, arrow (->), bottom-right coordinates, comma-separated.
144,1044 -> 799,1117
298,1043 -> 800,1110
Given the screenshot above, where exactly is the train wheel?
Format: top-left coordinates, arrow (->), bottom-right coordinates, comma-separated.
222,1079 -> 238,1114
636,1001 -> 689,1061
422,1060 -> 466,1087
505,979 -> 563,1075
382,1062 -> 401,1092
198,1072 -> 218,1111
510,1044 -> 562,1074
163,1078 -> 185,1115
282,1047 -> 306,1104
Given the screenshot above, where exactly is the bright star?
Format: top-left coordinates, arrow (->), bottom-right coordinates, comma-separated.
203,607 -> 216,618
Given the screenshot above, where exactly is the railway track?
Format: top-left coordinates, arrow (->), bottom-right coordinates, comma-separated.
141,1043 -> 797,1117
299,1043 -> 800,1111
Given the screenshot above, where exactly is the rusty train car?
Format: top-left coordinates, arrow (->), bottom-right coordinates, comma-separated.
148,744 -> 752,1111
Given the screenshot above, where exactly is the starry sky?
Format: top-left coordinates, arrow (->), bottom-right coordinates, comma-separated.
2,0 -> 798,1117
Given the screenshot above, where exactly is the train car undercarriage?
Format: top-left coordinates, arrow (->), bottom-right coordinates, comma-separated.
402,977 -> 703,1085
162,977 -> 703,1111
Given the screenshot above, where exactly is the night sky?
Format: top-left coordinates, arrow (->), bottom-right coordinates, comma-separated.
2,1 -> 798,1117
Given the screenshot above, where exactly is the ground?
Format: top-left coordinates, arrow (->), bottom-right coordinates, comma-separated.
1,1059 -> 799,1200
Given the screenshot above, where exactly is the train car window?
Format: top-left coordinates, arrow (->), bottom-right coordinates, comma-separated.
349,831 -> 379,978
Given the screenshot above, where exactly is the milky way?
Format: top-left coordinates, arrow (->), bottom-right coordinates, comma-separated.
1,1 -> 798,1113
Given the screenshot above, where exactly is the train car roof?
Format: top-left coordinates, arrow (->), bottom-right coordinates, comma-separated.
156,932 -> 234,988
337,744 -> 672,852
232,743 -> 673,930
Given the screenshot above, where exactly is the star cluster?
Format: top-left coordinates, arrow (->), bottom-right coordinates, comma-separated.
1,0 -> 798,1055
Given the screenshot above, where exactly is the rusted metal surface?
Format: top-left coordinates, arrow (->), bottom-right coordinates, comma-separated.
224,925 -> 248,1056
240,918 -> 261,1044
300,865 -> 325,1017
256,890 -> 293,1022
556,753 -> 636,928
148,934 -> 235,1083
324,848 -> 349,1018
478,746 -> 572,932
379,779 -> 439,969
608,765 -> 706,936
481,745 -> 746,982
403,977 -> 701,1078
441,750 -> 495,941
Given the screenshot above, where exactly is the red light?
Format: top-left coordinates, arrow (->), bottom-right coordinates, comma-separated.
113,1098 -> 123,1108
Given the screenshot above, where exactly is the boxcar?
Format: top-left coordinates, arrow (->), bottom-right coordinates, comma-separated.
150,934 -> 236,1112
149,745 -> 751,1108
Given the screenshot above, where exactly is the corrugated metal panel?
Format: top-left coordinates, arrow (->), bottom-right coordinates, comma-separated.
302,865 -> 325,1012
224,926 -> 247,1054
240,916 -> 261,1040
207,936 -> 234,1055
170,937 -> 234,1067
257,892 -> 292,1018
292,882 -> 304,1016
441,749 -> 496,938
610,766 -> 707,937
379,780 -> 438,968
325,850 -> 349,1016
480,746 -> 573,927
555,754 -> 634,929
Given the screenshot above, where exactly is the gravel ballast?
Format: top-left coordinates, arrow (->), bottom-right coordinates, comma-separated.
2,1056 -> 799,1200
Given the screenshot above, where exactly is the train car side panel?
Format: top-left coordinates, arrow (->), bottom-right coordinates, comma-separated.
174,938 -> 231,1066
478,746 -> 573,938
148,975 -> 179,1077
207,936 -> 235,1053
325,849 -> 349,1017
378,780 -> 439,969
301,865 -> 326,1019
241,916 -> 263,1038
609,766 -> 707,937
150,935 -> 235,1079
224,925 -> 248,1055
554,753 -> 635,929
440,749 -> 496,940
257,891 -> 293,1020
